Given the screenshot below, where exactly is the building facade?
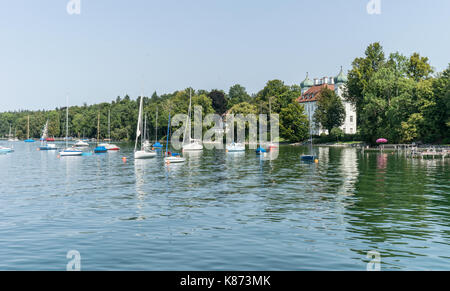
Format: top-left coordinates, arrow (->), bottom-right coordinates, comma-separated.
297,67 -> 357,135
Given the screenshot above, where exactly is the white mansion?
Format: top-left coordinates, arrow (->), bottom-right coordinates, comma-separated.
297,67 -> 357,135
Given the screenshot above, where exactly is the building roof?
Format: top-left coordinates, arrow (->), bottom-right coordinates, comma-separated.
297,84 -> 335,103
300,72 -> 314,88
334,66 -> 348,84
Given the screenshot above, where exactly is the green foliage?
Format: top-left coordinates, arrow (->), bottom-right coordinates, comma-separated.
208,89 -> 228,115
346,42 -> 447,144
228,84 -> 251,108
330,127 -> 344,141
280,103 -> 309,142
407,53 -> 433,81
228,102 -> 258,115
313,87 -> 346,134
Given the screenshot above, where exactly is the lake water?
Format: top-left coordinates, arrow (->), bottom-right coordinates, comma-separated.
0,142 -> 449,270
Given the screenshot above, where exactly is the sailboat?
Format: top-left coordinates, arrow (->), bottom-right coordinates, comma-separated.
301,114 -> 317,162
24,116 -> 35,142
182,89 -> 203,151
98,109 -> 120,151
256,103 -> 266,154
7,124 -> 14,142
0,145 -> 14,153
39,120 -> 57,150
226,116 -> 245,152
94,112 -> 107,153
60,97 -> 82,157
152,107 -> 163,148
142,113 -> 152,151
267,97 -> 278,150
164,108 -> 185,163
134,94 -> 156,159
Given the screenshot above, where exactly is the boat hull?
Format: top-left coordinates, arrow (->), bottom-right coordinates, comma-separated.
60,150 -> 82,157
134,150 -> 156,159
301,155 -> 317,162
226,143 -> 245,152
164,156 -> 185,163
40,144 -> 57,150
182,143 -> 203,151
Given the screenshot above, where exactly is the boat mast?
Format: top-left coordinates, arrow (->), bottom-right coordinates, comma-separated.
27,115 -> 30,140
135,94 -> 144,152
155,107 -> 158,143
269,97 -> 272,145
97,112 -> 100,146
108,109 -> 111,141
65,97 -> 69,149
183,89 -> 192,145
166,109 -> 171,154
143,113 -> 147,151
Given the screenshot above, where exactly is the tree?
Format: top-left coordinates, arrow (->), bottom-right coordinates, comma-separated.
407,53 -> 433,81
228,102 -> 258,115
313,87 -> 346,134
345,42 -> 386,116
208,89 -> 228,115
228,84 -> 251,107
280,103 -> 309,142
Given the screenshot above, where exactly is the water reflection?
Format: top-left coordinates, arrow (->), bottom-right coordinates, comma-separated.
0,142 -> 449,270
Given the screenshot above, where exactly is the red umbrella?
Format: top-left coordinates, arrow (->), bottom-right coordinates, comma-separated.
376,138 -> 388,143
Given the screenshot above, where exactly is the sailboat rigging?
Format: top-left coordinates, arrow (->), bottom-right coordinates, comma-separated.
60,97 -> 82,157
182,89 -> 203,152
134,94 -> 156,159
153,107 -> 163,148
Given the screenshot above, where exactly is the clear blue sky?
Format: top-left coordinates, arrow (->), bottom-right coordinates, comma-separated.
0,0 -> 449,111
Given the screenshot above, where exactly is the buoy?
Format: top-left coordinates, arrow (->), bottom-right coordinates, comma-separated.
122,157 -> 127,163
314,159 -> 319,163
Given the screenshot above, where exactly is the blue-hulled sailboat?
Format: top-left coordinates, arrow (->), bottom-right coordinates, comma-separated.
24,116 -> 35,142
153,107 -> 163,148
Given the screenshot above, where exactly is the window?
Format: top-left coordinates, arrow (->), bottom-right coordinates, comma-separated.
350,128 -> 353,133
350,116 -> 353,122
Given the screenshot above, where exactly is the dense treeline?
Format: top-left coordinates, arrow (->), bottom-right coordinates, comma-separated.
345,43 -> 450,144
0,82 -> 309,142
1,43 -> 448,144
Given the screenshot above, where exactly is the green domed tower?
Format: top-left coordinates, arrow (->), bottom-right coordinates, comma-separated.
334,66 -> 348,85
300,72 -> 314,93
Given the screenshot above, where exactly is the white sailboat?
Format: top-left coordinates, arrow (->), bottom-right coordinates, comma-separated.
7,124 -> 14,142
267,97 -> 278,150
98,109 -> 120,151
164,108 -> 185,163
226,142 -> 245,152
39,120 -> 57,150
134,94 -> 156,159
74,139 -> 89,147
1,125 -> 14,152
60,97 -> 82,157
182,89 -> 203,152
226,114 -> 245,152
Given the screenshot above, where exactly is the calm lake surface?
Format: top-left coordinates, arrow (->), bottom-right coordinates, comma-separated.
0,142 -> 449,270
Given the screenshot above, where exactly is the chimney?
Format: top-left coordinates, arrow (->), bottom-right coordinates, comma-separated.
330,77 -> 334,84
323,77 -> 328,84
314,78 -> 318,85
